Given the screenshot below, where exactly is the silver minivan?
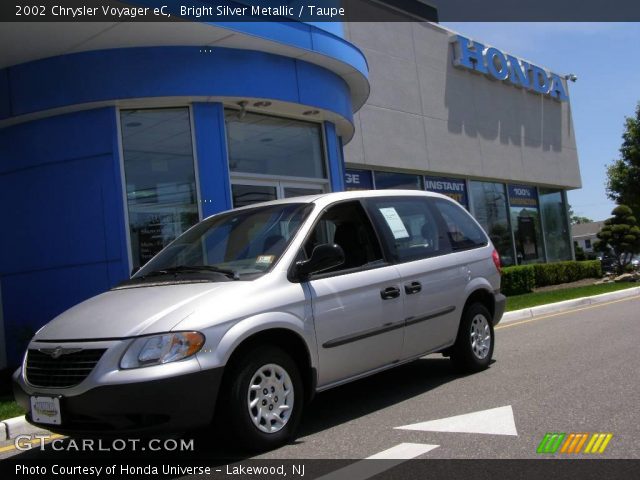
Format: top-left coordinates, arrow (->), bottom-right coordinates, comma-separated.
13,190 -> 505,449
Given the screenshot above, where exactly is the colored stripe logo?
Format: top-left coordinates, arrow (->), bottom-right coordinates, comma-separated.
537,433 -> 613,454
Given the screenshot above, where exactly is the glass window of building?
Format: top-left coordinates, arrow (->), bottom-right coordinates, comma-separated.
120,108 -> 199,269
469,181 -> 515,266
424,175 -> 468,208
508,184 -> 545,264
539,188 -> 572,261
374,171 -> 423,190
344,169 -> 374,191
231,184 -> 277,208
225,111 -> 326,179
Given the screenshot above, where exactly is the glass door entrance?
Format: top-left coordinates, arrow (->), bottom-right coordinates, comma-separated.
231,179 -> 326,208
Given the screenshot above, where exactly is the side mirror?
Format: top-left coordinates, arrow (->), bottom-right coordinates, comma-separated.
294,244 -> 345,280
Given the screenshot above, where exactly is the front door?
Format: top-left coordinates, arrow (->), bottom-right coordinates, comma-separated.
302,200 -> 404,388
231,179 -> 326,208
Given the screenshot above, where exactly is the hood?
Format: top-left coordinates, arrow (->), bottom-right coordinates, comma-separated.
33,282 -> 239,341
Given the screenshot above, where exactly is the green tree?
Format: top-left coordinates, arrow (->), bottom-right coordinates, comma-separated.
567,205 -> 593,225
594,205 -> 640,274
606,102 -> 640,218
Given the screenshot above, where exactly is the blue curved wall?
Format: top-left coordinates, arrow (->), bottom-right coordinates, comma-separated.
0,47 -> 353,123
0,107 -> 127,364
210,21 -> 368,76
0,42 -> 362,366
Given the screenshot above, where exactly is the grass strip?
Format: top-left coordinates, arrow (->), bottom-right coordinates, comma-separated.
0,396 -> 25,421
506,282 -> 638,312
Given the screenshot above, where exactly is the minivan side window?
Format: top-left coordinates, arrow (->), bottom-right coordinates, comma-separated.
433,198 -> 488,251
366,197 -> 449,262
303,201 -> 384,273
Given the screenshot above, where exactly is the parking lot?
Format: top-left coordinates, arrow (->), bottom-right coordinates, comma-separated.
2,296 -> 639,472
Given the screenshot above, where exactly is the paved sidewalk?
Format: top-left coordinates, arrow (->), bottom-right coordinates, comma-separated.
500,285 -> 640,324
2,285 -> 638,442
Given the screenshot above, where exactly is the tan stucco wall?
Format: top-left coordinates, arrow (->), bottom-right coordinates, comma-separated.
344,21 -> 582,190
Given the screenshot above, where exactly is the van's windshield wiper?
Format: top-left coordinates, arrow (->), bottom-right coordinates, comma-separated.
141,265 -> 240,280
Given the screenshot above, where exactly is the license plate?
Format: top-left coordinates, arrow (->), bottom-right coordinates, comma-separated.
30,396 -> 62,425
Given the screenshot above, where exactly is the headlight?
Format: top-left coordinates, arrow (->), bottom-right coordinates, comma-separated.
120,332 -> 205,369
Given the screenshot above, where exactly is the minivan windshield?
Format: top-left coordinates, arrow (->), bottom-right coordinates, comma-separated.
129,202 -> 313,283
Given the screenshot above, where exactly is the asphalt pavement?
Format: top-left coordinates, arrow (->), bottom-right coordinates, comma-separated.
1,295 -> 639,465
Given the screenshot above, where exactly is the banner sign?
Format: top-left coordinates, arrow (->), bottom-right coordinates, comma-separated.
344,169 -> 373,191
508,184 -> 539,208
424,176 -> 468,207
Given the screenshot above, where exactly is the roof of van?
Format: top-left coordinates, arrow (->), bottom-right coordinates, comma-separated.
228,189 -> 453,212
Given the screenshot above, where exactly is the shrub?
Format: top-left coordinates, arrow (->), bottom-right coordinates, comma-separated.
533,260 -> 601,287
501,261 -> 602,295
501,265 -> 535,296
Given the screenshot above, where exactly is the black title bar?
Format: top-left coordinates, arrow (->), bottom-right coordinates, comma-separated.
1,0 -> 640,22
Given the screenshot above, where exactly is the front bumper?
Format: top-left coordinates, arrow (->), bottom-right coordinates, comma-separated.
13,367 -> 224,436
493,292 -> 506,326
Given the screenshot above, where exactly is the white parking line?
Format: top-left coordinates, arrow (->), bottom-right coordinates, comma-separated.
366,442 -> 440,459
315,443 -> 439,480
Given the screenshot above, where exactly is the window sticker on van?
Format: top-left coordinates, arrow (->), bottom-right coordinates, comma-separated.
379,207 -> 410,239
256,255 -> 275,266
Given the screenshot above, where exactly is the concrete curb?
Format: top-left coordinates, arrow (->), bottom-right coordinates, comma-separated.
0,415 -> 34,441
501,286 -> 640,324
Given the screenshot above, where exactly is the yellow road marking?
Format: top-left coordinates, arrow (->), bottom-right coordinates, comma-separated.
496,295 -> 639,331
0,434 -> 65,453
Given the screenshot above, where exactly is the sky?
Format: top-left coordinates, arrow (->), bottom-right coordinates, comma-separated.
441,23 -> 640,221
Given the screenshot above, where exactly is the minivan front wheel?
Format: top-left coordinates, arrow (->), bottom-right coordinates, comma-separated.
450,303 -> 494,373
223,346 -> 303,450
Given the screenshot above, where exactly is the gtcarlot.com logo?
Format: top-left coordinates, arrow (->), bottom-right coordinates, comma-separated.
537,432 -> 613,454
14,435 -> 195,452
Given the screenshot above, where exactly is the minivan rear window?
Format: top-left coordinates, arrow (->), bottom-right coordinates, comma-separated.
433,198 -> 488,251
366,197 -> 448,262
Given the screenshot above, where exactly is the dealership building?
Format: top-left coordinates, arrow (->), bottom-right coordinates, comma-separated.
0,9 -> 581,367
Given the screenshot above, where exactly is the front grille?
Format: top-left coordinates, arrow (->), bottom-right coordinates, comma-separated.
25,349 -> 106,388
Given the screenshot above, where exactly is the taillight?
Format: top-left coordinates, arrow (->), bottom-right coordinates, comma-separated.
492,249 -> 502,274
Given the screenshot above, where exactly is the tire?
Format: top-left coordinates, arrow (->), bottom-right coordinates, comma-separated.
221,345 -> 303,451
450,303 -> 494,373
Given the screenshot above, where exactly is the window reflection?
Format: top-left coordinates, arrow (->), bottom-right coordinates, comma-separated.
121,108 -> 199,269
225,111 -> 325,179
232,185 -> 277,208
508,184 -> 545,264
374,171 -> 423,190
540,188 -> 571,261
470,181 -> 515,266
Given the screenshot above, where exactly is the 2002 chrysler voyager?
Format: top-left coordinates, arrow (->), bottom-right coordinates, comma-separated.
14,190 -> 505,449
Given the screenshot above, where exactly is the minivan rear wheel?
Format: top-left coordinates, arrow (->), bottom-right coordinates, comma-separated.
450,303 -> 494,373
222,346 -> 303,451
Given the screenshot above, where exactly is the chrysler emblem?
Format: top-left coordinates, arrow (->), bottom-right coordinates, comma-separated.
39,347 -> 82,359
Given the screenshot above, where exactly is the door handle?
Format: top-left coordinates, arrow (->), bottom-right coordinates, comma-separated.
380,286 -> 401,300
404,281 -> 422,295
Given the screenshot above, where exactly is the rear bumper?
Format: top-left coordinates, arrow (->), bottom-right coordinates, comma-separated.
13,367 -> 224,436
493,292 -> 506,326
